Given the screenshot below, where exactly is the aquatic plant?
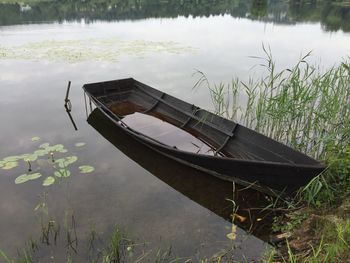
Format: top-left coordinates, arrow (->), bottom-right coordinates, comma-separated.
197,47 -> 350,205
194,47 -> 350,262
0,138 -> 95,187
79,165 -> 94,174
42,176 -> 55,186
15,173 -> 42,184
0,38 -> 196,63
75,142 -> 86,147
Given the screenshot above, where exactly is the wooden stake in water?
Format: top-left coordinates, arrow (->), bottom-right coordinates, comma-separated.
64,80 -> 78,131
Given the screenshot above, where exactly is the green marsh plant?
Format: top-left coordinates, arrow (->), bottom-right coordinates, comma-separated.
196,47 -> 350,205
102,226 -> 133,263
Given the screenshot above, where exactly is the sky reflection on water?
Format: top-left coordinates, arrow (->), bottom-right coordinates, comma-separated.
0,4 -> 350,261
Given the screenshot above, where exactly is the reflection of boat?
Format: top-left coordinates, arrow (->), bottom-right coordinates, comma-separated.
83,78 -> 325,194
87,108 -> 274,240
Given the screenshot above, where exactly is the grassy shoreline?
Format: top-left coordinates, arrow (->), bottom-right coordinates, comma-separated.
198,48 -> 350,262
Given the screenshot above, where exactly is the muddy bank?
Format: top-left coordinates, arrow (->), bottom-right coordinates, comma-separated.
269,198 -> 350,261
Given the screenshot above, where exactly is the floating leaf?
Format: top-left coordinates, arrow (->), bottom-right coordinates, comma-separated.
65,156 -> 77,164
0,161 -> 4,168
31,136 -> 40,142
15,172 -> 42,184
3,156 -> 20,162
5,154 -> 37,162
51,144 -> 64,151
79,165 -> 94,174
55,158 -> 65,166
2,161 -> 18,170
19,154 -> 31,160
27,173 -> 42,180
62,170 -> 71,177
34,149 -> 48,157
54,169 -> 71,178
75,142 -> 86,147
15,174 -> 30,184
55,156 -> 77,168
43,176 -> 55,186
24,154 -> 38,162
46,144 -> 68,153
62,156 -> 77,168
39,143 -> 50,149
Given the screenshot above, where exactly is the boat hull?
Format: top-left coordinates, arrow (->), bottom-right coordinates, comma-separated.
83,78 -> 326,195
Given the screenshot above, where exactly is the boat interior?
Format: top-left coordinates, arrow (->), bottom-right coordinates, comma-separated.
83,78 -> 322,166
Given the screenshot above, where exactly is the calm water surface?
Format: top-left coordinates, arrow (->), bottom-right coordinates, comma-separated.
1,0 -> 350,261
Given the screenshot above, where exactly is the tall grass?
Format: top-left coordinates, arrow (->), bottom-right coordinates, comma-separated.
196,47 -> 350,205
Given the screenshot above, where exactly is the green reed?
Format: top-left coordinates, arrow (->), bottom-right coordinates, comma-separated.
211,56 -> 349,160
197,47 -> 350,204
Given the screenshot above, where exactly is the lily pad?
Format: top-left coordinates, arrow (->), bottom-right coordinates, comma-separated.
65,156 -> 78,164
31,136 -> 40,142
27,173 -> 42,180
3,156 -> 20,162
79,165 -> 94,174
55,158 -> 65,166
75,142 -> 86,147
2,161 -> 18,170
19,154 -> 31,160
34,149 -> 48,157
39,143 -> 50,149
54,169 -> 71,178
46,144 -> 68,153
15,172 -> 42,184
24,154 -> 38,162
42,176 -> 55,186
50,144 -> 64,150
15,174 -> 30,184
56,156 -> 78,168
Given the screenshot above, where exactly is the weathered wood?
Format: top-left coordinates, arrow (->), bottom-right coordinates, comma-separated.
83,78 -> 326,194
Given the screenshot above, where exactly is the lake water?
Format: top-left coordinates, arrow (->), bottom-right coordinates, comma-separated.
1,0 -> 350,261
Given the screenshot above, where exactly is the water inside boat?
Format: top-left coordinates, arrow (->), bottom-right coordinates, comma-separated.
111,101 -> 216,156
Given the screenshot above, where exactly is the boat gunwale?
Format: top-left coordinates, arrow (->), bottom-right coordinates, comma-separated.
83,84 -> 326,171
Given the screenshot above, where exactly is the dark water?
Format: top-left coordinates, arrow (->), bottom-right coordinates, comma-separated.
1,0 -> 350,261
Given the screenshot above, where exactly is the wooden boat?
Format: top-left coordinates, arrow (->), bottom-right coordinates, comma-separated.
83,78 -> 326,194
87,108 -> 273,240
